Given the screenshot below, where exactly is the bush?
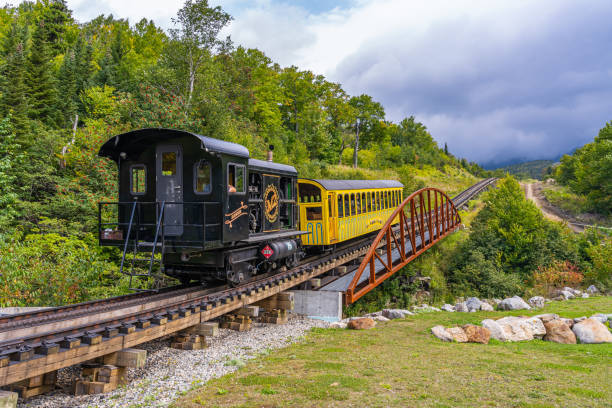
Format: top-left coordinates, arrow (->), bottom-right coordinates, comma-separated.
532,261 -> 583,296
447,176 -> 579,297
0,232 -> 130,307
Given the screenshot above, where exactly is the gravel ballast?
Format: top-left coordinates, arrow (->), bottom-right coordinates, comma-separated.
20,316 -> 328,408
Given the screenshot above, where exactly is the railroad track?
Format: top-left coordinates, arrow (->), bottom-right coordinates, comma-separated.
452,177 -> 497,208
0,178 -> 496,387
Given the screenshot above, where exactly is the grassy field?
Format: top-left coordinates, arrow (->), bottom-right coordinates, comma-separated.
174,297 -> 611,408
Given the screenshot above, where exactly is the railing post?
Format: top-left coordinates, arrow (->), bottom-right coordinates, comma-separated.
399,210 -> 406,259
386,229 -> 392,270
369,256 -> 376,284
419,193 -> 426,249
446,199 -> 452,231
410,199 -> 417,254
427,190 -> 433,244
434,191 -> 439,239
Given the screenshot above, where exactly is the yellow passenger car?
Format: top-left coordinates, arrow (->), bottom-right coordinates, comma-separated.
298,179 -> 404,246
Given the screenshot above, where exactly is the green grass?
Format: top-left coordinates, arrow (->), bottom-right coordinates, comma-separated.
173,297 -> 612,408
541,184 -> 590,216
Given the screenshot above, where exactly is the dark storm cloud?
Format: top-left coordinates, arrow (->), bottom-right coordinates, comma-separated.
331,1 -> 612,165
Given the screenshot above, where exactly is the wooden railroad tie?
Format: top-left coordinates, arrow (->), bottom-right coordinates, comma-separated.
253,291 -> 294,312
259,309 -> 289,325
1,371 -> 57,399
220,314 -> 252,331
181,322 -> 219,337
171,334 -> 204,350
74,364 -> 126,395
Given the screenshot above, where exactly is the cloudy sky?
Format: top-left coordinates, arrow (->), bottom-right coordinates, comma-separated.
15,0 -> 612,166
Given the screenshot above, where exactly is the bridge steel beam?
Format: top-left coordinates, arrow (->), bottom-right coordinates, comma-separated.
344,188 -> 461,304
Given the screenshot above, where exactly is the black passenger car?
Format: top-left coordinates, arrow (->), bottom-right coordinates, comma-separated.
98,128 -> 302,286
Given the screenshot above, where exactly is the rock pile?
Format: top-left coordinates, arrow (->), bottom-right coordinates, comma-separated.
431,313 -> 612,344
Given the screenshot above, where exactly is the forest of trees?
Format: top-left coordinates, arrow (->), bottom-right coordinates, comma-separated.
554,123 -> 612,215
0,0 -> 488,306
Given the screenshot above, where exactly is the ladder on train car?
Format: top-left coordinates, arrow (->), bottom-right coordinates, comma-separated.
120,201 -> 166,292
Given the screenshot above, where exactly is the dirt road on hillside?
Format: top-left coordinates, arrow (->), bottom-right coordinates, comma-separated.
522,182 -> 584,233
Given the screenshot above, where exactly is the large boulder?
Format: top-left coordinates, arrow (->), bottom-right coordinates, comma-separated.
431,325 -> 453,342
574,316 -> 586,323
482,319 -> 509,342
445,327 -> 468,342
372,315 -> 390,322
454,302 -> 469,312
590,314 -> 608,324
382,309 -> 413,319
480,303 -> 494,312
560,318 -> 575,328
524,316 -> 547,339
465,297 -> 483,312
495,316 -> 534,341
586,285 -> 599,294
543,319 -> 577,344
534,313 -> 559,323
347,318 -> 376,330
462,324 -> 491,344
441,304 -> 455,312
563,287 -> 582,296
572,318 -> 612,343
330,321 -> 347,329
498,296 -> 532,311
581,293 -> 590,298
555,290 -> 575,300
528,296 -> 545,308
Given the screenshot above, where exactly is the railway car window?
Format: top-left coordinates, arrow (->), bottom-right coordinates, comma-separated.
299,183 -> 321,203
338,196 -> 343,218
130,165 -> 146,195
344,194 -> 350,216
375,191 -> 380,211
355,194 -> 361,215
161,152 -> 176,176
194,160 -> 211,194
361,193 -> 366,213
228,164 -> 245,193
306,207 -> 322,220
350,193 -> 355,216
368,192 -> 372,212
384,191 -> 388,209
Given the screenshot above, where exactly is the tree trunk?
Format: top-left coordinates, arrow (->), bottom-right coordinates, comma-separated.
338,137 -> 345,165
60,113 -> 78,169
353,120 -> 360,168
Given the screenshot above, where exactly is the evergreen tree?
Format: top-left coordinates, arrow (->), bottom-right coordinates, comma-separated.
26,18 -> 60,126
0,21 -> 30,136
57,48 -> 77,125
39,0 -> 72,56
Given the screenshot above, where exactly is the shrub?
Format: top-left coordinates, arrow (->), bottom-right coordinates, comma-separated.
447,176 -> 579,297
532,261 -> 584,296
0,232 -> 130,307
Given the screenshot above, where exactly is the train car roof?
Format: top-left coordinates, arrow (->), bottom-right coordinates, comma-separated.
302,179 -> 404,191
248,158 -> 297,175
98,128 -> 250,161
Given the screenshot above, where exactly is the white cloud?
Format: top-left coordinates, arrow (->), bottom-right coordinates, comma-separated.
67,0 -> 183,28
3,0 -> 611,164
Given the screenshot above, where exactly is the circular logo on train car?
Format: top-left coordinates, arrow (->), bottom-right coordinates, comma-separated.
264,184 -> 279,223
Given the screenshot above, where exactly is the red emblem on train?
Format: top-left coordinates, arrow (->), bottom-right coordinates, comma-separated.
261,245 -> 274,259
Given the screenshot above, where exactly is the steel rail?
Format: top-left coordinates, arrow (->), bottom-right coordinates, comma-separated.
0,178 -> 496,387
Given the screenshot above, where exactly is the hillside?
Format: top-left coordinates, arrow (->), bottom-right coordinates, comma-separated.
0,0 -> 484,307
495,159 -> 555,180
